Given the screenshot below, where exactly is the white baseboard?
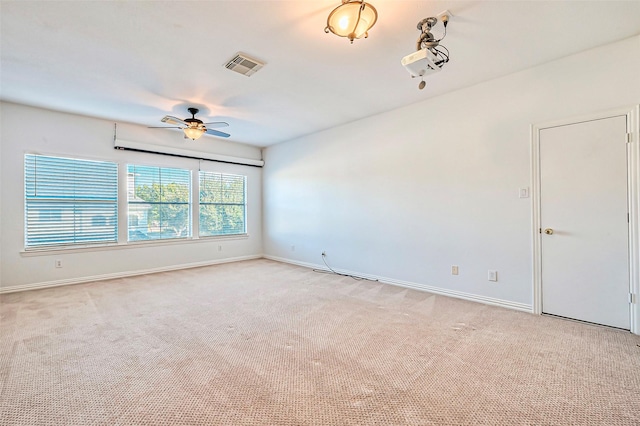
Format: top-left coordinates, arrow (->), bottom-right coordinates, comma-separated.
2,254 -> 534,314
0,255 -> 262,294
264,255 -> 533,313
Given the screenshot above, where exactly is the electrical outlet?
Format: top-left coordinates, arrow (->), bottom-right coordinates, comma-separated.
488,270 -> 498,282
451,265 -> 459,275
55,259 -> 62,268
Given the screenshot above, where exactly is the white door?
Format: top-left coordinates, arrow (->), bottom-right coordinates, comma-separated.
540,115 -> 630,329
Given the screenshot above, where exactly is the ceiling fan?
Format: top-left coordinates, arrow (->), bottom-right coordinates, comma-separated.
151,107 -> 230,140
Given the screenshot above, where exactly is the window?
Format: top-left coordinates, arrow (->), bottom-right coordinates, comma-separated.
25,157 -> 247,248
127,165 -> 191,241
199,171 -> 246,236
24,154 -> 118,249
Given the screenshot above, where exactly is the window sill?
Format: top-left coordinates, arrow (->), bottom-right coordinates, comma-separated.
20,234 -> 250,257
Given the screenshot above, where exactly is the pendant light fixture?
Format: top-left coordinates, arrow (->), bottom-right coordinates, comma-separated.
324,0 -> 378,44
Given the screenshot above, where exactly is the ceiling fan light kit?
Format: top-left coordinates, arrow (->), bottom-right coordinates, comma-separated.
324,0 -> 378,43
183,126 -> 205,141
182,108 -> 207,140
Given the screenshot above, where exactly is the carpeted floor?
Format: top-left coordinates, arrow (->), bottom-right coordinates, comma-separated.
1,259 -> 639,425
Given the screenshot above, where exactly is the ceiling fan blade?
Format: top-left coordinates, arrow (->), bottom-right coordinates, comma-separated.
148,126 -> 182,129
161,115 -> 188,126
205,128 -> 231,138
203,121 -> 229,128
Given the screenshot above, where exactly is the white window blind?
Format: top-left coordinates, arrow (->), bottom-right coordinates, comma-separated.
127,165 -> 191,241
199,171 -> 246,236
24,154 -> 118,249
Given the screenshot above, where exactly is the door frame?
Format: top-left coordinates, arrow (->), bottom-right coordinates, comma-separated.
531,105 -> 640,334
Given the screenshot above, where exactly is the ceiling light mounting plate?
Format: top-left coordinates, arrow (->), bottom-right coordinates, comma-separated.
436,10 -> 453,24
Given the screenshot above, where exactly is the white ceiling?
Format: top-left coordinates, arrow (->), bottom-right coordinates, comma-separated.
1,1 -> 639,148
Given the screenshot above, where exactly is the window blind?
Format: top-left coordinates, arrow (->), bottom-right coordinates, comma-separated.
24,154 -> 118,249
127,164 -> 191,241
199,171 -> 246,236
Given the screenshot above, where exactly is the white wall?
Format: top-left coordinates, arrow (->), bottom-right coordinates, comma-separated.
263,35 -> 640,309
0,102 -> 264,290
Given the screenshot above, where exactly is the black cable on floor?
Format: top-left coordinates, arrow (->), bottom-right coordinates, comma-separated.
313,254 -> 378,282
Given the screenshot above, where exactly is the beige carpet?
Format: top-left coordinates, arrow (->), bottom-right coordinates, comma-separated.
1,259 -> 639,425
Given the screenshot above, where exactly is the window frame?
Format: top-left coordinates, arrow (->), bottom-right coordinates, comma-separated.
198,171 -> 248,237
126,164 -> 193,242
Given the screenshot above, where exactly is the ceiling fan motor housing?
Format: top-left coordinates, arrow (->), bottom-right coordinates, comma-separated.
185,118 -> 204,126
186,108 -> 205,128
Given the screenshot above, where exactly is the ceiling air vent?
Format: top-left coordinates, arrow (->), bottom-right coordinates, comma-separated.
224,53 -> 264,77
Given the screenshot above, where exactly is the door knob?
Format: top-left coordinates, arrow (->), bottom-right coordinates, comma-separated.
544,228 -> 554,235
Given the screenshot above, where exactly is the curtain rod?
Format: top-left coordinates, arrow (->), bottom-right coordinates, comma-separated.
114,145 -> 263,168
112,123 -> 264,168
